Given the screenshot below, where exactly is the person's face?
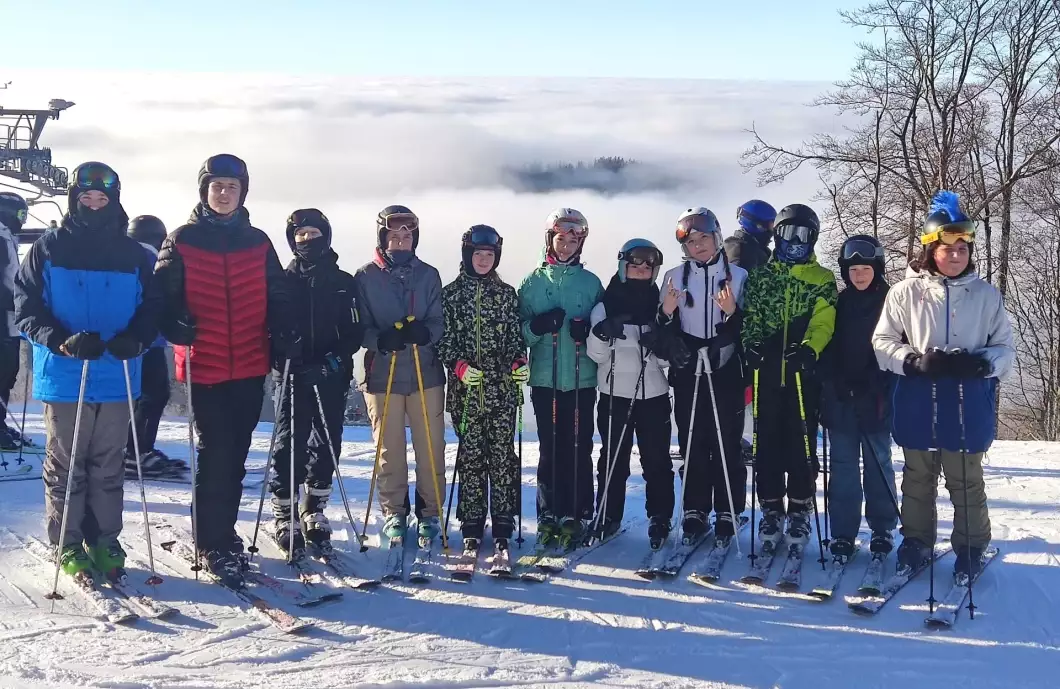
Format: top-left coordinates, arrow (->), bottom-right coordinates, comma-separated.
934,241 -> 970,277
471,248 -> 496,275
849,264 -> 875,290
386,227 -> 414,252
551,232 -> 581,262
294,226 -> 323,243
625,262 -> 653,281
684,231 -> 717,262
78,190 -> 109,210
207,178 -> 242,215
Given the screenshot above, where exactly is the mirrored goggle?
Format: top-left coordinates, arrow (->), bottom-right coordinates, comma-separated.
921,221 -> 976,246
738,208 -> 774,233
552,219 -> 588,237
777,224 -> 814,243
290,210 -> 328,228
75,164 -> 119,190
620,246 -> 662,267
468,226 -> 502,247
383,213 -> 419,232
841,239 -> 884,261
204,153 -> 247,178
675,214 -> 717,242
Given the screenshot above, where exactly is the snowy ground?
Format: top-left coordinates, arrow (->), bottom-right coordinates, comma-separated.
0,411 -> 1058,689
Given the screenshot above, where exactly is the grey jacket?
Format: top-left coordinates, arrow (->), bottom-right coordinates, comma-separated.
355,254 -> 445,395
0,222 -> 18,337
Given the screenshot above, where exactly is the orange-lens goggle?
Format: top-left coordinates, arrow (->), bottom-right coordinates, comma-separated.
921,220 -> 975,246
552,218 -> 588,238
675,214 -> 717,243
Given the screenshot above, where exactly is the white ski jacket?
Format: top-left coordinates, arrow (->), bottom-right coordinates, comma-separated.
586,302 -> 670,400
658,257 -> 748,369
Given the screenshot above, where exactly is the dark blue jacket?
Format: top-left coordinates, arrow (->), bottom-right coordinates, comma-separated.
14,212 -> 160,403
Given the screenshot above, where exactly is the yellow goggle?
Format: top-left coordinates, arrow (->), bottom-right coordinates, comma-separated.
920,220 -> 975,246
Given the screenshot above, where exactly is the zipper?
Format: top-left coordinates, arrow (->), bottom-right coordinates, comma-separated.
780,268 -> 791,387
944,280 -> 951,346
475,282 -> 484,406
224,252 -> 234,377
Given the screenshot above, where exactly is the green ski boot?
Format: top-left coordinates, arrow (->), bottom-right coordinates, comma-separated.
382,513 -> 408,541
536,513 -> 558,548
558,518 -> 586,552
417,516 -> 440,545
88,539 -> 127,575
59,544 -> 93,577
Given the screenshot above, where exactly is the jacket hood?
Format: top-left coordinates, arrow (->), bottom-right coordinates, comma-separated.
61,203 -> 130,238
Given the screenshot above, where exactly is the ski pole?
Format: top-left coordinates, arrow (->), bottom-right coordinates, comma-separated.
957,380 -> 976,620
860,432 -> 902,526
288,371 -> 297,563
672,348 -> 706,548
595,342 -> 617,535
516,386 -> 524,548
750,370 -> 760,566
794,371 -> 827,570
123,359 -> 162,585
929,379 -> 939,613
247,359 -> 291,560
46,360 -> 90,609
359,351 -> 397,551
184,347 -> 201,577
704,350 -> 742,556
572,333 -> 582,529
822,428 -> 829,548
443,394 -> 471,538
16,346 -> 29,466
550,332 -> 558,535
412,340 -> 448,551
311,383 -> 361,550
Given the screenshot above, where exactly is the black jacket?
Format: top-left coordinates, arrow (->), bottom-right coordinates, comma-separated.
283,249 -> 363,377
723,229 -> 771,272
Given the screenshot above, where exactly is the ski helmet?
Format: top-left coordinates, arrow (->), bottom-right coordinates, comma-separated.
675,207 -> 721,258
837,234 -> 885,286
286,208 -> 332,252
376,204 -> 418,251
70,161 -> 121,210
773,203 -> 819,264
544,207 -> 588,262
461,224 -> 503,278
0,192 -> 29,233
198,154 -> 249,206
617,238 -> 663,282
914,190 -> 975,277
737,199 -> 776,242
127,215 -> 167,251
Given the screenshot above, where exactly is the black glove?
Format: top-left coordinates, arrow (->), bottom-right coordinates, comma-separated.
592,314 -> 630,341
784,342 -> 817,373
569,318 -> 591,345
744,342 -> 764,370
402,319 -> 432,347
166,312 -> 197,346
903,349 -> 949,378
272,330 -> 303,364
948,350 -> 990,378
668,335 -> 692,369
377,324 -> 407,354
106,332 -> 143,361
60,331 -> 105,360
529,307 -> 565,336
638,326 -> 661,356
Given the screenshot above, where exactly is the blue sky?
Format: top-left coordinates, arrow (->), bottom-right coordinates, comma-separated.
8,1 -> 866,81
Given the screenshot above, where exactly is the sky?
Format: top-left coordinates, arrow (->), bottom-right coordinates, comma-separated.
4,1 -> 866,81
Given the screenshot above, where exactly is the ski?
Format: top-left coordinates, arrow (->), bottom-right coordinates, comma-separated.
742,535 -> 785,584
809,541 -> 861,600
157,536 -> 311,633
925,546 -> 999,628
283,555 -> 345,603
776,541 -> 811,591
407,538 -> 435,584
688,516 -> 751,585
857,552 -> 888,594
656,529 -> 713,579
310,545 -> 381,590
532,520 -> 634,578
847,541 -> 953,615
22,537 -> 138,624
380,536 -> 406,582
449,539 -> 481,582
487,540 -> 514,578
634,547 -> 669,580
515,542 -> 554,583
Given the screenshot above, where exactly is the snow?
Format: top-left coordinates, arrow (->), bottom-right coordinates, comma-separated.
1,412 -> 1059,689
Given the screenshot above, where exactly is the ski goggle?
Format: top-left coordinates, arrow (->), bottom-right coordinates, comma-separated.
551,218 -> 588,238
920,220 -> 975,246
676,214 -> 719,243
777,224 -> 814,243
382,212 -> 419,233
466,225 -> 502,248
74,163 -> 120,192
738,208 -> 774,234
841,238 -> 884,262
203,153 -> 248,179
289,209 -> 328,230
619,245 -> 663,267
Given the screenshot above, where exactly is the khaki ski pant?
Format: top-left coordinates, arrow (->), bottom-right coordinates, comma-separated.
365,385 -> 447,519
43,401 -> 130,547
899,448 -> 991,550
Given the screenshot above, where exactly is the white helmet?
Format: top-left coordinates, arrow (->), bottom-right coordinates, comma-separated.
545,207 -> 589,237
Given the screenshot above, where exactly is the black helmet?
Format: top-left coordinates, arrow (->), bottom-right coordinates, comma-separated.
127,215 -> 167,251
376,204 -> 419,251
773,203 -> 820,264
0,192 -> 29,233
198,153 -> 249,206
461,224 -> 503,277
837,234 -> 885,285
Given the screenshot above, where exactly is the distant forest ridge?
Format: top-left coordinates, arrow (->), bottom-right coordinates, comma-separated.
502,157 -> 686,195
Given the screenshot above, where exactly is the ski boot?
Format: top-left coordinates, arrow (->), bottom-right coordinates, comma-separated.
757,506 -> 785,553
558,517 -> 586,551
869,530 -> 894,555
953,545 -> 985,583
680,510 -> 708,545
785,500 -> 812,547
829,536 -> 856,564
417,516 -> 441,546
203,548 -> 246,589
714,512 -> 736,540
59,544 -> 93,578
595,518 -> 621,543
895,537 -> 930,572
0,428 -> 19,452
536,513 -> 559,548
271,495 -> 306,559
88,539 -> 127,576
461,536 -> 481,555
301,486 -> 333,556
382,513 -> 407,541
647,516 -> 670,551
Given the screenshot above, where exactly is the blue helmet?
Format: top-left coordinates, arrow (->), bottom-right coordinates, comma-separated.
617,238 -> 663,283
737,199 -> 777,240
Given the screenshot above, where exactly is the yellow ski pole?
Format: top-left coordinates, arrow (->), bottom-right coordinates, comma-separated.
408,316 -> 449,551
359,348 -> 398,552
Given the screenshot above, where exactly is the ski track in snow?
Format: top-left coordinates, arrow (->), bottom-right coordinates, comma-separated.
0,412 -> 1058,688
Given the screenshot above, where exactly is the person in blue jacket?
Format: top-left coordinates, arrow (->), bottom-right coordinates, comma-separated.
14,162 -> 161,579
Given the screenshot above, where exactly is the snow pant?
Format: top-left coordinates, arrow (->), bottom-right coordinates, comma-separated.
594,392 -> 673,523
826,428 -> 898,541
673,357 -> 747,518
754,374 -> 820,515
268,375 -> 348,498
365,384 -> 447,520
454,386 -> 519,539
43,401 -> 129,547
192,376 -> 265,553
899,448 -> 990,550
127,347 -> 170,455
531,386 -> 596,521
0,336 -> 19,434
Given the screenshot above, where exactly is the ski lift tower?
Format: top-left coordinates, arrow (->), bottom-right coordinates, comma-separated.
0,92 -> 74,198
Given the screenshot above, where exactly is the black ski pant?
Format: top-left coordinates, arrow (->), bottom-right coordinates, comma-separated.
754,371 -> 820,515
531,385 -> 596,522
192,375 -> 265,553
0,336 -> 19,434
672,356 -> 747,519
594,392 -> 673,524
127,347 -> 170,455
268,374 -> 348,498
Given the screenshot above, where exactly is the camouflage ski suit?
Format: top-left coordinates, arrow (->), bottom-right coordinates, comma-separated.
438,272 -> 526,538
